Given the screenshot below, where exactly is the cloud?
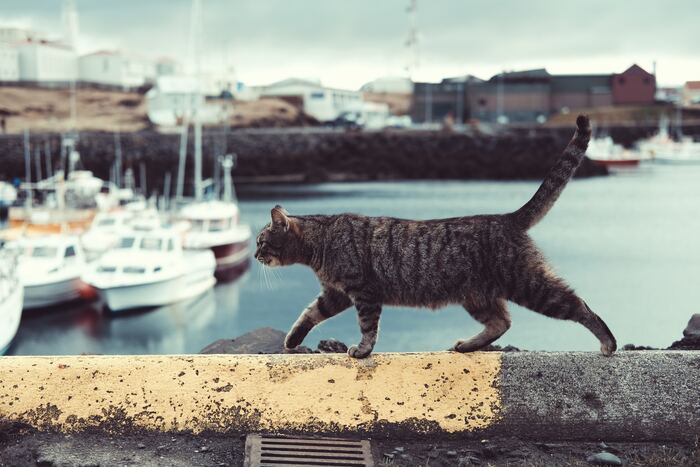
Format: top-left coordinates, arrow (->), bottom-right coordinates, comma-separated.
2,0 -> 698,88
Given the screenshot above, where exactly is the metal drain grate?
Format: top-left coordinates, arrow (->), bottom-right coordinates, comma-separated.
244,434 -> 374,467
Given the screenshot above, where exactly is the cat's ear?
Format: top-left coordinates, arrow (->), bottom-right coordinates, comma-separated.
271,205 -> 290,231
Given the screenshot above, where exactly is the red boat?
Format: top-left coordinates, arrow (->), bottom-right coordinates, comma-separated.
590,158 -> 641,168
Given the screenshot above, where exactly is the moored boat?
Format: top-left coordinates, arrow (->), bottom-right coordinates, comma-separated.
0,247 -> 23,354
586,136 -> 641,168
15,235 -> 89,309
82,227 -> 216,312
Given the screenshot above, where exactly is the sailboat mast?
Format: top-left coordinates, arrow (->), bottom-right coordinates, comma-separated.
191,0 -> 204,201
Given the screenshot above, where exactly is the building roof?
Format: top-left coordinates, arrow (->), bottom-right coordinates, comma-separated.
82,50 -> 119,57
490,68 -> 550,80
685,81 -> 700,90
616,64 -> 653,77
442,74 -> 484,84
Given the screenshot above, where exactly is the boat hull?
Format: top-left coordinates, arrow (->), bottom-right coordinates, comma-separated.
211,240 -> 251,280
591,159 -> 640,167
23,277 -> 84,309
98,276 -> 215,312
0,283 -> 23,354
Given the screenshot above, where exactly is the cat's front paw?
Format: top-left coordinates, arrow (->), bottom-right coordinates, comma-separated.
347,345 -> 372,359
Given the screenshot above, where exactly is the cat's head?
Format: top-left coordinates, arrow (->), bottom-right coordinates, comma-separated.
254,205 -> 301,267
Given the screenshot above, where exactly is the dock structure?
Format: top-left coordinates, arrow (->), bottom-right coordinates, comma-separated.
0,351 -> 698,441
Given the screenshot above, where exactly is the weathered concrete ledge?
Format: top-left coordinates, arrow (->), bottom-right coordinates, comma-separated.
0,351 -> 698,441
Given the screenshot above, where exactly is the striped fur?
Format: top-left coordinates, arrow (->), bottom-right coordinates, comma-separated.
255,115 -> 616,358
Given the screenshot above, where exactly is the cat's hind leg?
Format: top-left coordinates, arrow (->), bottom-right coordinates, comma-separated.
284,288 -> 352,349
451,298 -> 511,352
509,266 -> 617,356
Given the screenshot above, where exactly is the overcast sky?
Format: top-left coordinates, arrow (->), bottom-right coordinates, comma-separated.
2,0 -> 699,89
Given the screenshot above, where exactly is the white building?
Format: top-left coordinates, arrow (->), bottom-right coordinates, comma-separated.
16,40 -> 77,83
257,78 -> 363,122
0,44 -> 19,81
156,57 -> 182,77
79,50 -> 156,88
146,75 -> 224,127
360,76 -> 414,94
0,27 -> 41,44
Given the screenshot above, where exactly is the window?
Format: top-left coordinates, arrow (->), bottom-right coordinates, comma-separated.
310,91 -> 325,99
117,237 -> 135,249
478,98 -> 487,107
167,239 -> 174,251
189,219 -> 205,232
618,77 -> 626,85
96,218 -> 116,227
123,266 -> 146,274
64,246 -> 76,258
140,238 -> 163,251
28,246 -> 58,258
643,77 -> 651,85
97,266 -> 116,273
209,219 -> 228,232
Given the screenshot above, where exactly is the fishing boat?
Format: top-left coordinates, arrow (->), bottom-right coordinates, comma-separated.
638,115 -> 700,164
82,227 -> 216,312
14,234 -> 88,309
586,136 -> 641,167
180,156 -> 251,280
81,210 -> 136,260
0,247 -> 23,354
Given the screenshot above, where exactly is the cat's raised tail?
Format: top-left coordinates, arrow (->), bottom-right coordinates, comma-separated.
510,114 -> 592,230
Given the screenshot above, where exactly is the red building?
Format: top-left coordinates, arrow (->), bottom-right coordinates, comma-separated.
611,64 -> 656,105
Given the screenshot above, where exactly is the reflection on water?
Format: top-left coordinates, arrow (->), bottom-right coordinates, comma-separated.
9,164 -> 700,355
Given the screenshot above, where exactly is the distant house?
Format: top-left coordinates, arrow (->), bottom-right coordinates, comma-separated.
146,75 -> 224,127
15,39 -> 77,84
550,74 -> 613,113
411,75 -> 482,124
682,81 -> 700,106
257,78 -> 363,122
411,64 -> 657,124
611,65 -> 656,105
78,50 -> 156,89
471,69 -> 551,124
0,44 -> 19,81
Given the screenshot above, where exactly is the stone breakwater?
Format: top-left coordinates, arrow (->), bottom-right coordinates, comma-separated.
0,129 -> 606,193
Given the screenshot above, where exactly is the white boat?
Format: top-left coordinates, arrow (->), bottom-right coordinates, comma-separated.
82,227 -> 216,312
81,210 -> 135,260
638,117 -> 700,164
0,247 -> 23,354
177,148 -> 251,281
15,235 -> 89,309
586,136 -> 642,167
180,200 -> 251,280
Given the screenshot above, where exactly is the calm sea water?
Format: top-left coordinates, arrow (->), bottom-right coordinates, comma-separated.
8,164 -> 700,355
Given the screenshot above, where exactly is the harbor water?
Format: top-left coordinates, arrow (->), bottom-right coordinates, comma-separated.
7,164 -> 700,355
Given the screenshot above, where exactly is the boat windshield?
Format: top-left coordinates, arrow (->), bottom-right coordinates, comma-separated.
189,219 -> 206,232
140,238 -> 163,251
27,246 -> 58,258
117,237 -> 136,249
96,218 -> 117,227
209,218 -> 230,232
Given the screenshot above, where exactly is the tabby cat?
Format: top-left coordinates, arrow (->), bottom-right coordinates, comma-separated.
254,115 -> 617,358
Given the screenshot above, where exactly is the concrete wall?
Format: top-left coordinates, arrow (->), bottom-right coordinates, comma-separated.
0,352 -> 698,441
